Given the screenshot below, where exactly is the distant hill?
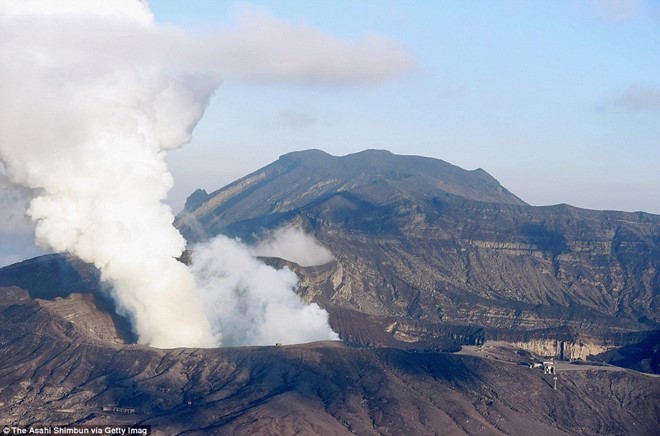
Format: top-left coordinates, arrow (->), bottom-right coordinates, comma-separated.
177,149 -> 659,368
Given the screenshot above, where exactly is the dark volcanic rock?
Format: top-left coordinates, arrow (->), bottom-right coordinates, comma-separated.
0,253 -> 135,343
177,150 -> 660,363
0,289 -> 658,435
175,149 -> 526,242
184,188 -> 210,212
0,253 -> 99,299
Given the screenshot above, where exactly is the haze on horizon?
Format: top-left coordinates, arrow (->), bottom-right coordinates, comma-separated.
1,0 -> 659,266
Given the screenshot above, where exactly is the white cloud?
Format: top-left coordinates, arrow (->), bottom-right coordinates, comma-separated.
184,7 -> 418,86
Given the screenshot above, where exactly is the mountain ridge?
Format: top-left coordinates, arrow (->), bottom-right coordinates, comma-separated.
1,148 -> 658,433
176,149 -> 659,368
177,149 -> 527,241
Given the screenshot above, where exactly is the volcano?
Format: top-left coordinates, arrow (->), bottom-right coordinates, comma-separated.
176,150 -> 659,369
1,149 -> 658,434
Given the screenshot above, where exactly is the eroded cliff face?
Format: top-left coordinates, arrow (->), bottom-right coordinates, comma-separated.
504,339 -> 609,361
278,211 -> 657,335
306,204 -> 658,330
178,150 -> 659,366
38,293 -> 132,344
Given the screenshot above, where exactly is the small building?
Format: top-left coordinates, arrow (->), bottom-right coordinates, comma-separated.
543,361 -> 555,374
529,362 -> 543,369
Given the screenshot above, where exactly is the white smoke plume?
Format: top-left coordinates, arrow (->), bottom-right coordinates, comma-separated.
0,1 -> 414,348
251,226 -> 334,267
191,235 -> 338,346
0,0 -> 217,348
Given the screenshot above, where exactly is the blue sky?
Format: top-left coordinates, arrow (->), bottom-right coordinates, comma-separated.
0,0 -> 658,267
152,0 -> 660,214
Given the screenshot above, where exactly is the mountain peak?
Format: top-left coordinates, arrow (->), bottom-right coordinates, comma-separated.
177,149 -> 527,242
279,148 -> 333,162
276,148 -> 523,203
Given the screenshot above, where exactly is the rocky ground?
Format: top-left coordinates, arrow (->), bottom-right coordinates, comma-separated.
0,287 -> 658,435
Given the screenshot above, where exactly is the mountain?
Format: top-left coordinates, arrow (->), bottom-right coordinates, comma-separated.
1,149 -> 659,434
179,149 -> 525,239
177,149 -> 660,369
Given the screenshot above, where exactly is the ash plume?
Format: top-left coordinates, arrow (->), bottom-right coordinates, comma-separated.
0,0 -> 415,348
0,0 -> 217,347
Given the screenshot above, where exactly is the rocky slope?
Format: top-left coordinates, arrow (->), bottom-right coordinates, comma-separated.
177,149 -> 660,362
0,283 -> 657,436
179,149 -> 525,233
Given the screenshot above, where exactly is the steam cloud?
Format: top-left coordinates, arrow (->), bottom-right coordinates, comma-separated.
0,0 -> 218,348
192,236 -> 338,346
251,226 -> 334,267
0,0 -> 413,348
